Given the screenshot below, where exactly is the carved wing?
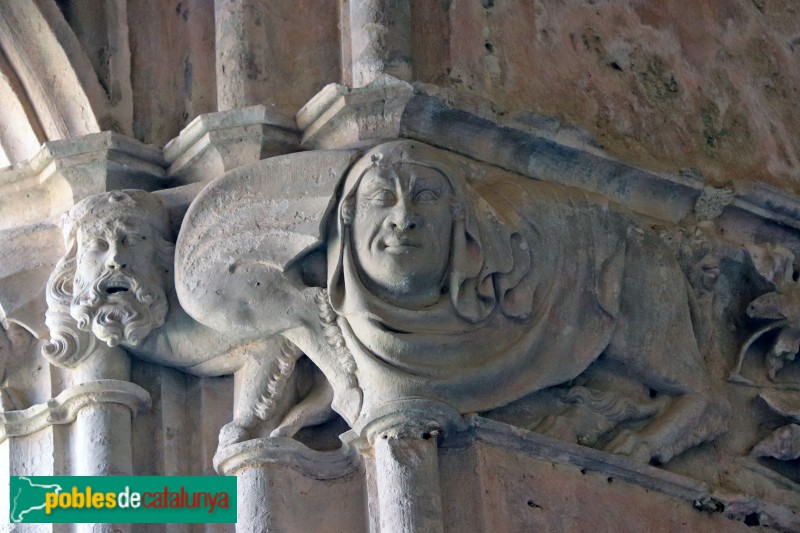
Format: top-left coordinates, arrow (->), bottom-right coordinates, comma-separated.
0,223 -> 63,339
175,149 -> 359,333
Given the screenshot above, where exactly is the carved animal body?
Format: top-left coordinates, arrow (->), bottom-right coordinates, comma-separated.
175,142 -> 728,464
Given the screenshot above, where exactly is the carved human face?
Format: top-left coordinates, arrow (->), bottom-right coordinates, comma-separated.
351,163 -> 453,308
71,215 -> 168,347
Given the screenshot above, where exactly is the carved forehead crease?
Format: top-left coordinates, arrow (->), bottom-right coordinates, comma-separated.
349,162 -> 456,204
78,217 -> 148,238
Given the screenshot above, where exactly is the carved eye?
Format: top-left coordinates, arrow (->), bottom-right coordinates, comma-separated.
85,239 -> 108,252
415,189 -> 439,204
368,189 -> 397,205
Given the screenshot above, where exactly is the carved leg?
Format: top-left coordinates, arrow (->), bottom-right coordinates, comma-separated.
604,235 -> 729,462
271,370 -> 334,437
605,392 -> 726,464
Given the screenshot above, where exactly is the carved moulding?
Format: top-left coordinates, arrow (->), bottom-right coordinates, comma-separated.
213,433 -> 360,479
300,78 -> 800,245
0,131 -> 166,231
465,417 -> 800,532
0,379 -> 150,442
164,105 -> 300,185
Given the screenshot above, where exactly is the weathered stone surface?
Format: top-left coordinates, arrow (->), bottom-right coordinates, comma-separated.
127,0 -> 217,146
347,0 -> 412,87
0,132 -> 166,230
418,1 -> 800,194
215,0 -> 340,114
2,5 -> 800,528
164,105 -> 299,185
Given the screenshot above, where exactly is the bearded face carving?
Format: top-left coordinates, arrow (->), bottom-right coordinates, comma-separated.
70,216 -> 169,348
43,191 -> 174,367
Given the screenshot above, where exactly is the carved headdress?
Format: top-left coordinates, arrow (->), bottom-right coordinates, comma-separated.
327,140 -> 536,331
60,190 -> 173,249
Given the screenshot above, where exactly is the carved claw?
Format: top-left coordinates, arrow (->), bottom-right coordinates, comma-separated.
270,422 -> 300,439
535,413 -> 581,444
606,429 -> 655,463
218,421 -> 250,448
767,355 -> 785,382
751,424 -> 800,461
270,378 -> 334,438
535,405 -> 608,447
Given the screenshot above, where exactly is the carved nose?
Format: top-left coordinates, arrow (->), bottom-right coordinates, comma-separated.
391,218 -> 417,231
386,204 -> 419,231
106,254 -> 126,270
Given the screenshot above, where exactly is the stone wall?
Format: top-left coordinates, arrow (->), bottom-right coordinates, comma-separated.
0,1 -> 797,191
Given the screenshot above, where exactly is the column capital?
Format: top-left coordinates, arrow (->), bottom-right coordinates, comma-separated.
354,399 -> 469,446
0,379 -> 151,443
213,433 -> 359,479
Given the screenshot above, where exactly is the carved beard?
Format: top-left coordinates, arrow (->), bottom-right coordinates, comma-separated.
70,269 -> 168,348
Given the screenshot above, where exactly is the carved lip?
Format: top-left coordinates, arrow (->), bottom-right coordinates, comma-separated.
381,237 -> 420,253
101,274 -> 132,295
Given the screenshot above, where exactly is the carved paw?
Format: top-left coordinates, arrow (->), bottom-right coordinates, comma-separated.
536,413 -> 581,444
606,429 -> 654,463
218,422 -> 250,448
535,404 -> 614,447
270,420 -> 301,438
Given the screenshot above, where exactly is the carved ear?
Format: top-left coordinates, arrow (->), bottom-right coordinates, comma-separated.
746,243 -> 796,289
496,233 -> 534,320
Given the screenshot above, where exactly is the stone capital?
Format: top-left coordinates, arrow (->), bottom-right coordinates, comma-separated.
354,399 -> 469,446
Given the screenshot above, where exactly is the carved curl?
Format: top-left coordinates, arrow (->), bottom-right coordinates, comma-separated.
42,243 -> 98,368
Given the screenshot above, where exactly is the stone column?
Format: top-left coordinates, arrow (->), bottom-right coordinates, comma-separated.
214,0 -> 259,111
373,433 -> 443,533
1,350 -> 149,531
68,345 -> 134,477
357,399 -> 467,533
66,346 -> 148,533
347,0 -> 413,87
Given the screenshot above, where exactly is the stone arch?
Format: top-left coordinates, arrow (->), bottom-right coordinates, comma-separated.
0,0 -> 133,164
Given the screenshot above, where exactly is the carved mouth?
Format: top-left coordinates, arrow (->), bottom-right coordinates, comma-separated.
101,274 -> 133,295
382,238 -> 420,252
106,286 -> 129,295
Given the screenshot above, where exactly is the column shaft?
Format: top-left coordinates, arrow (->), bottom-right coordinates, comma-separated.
349,0 -> 412,87
373,435 -> 444,533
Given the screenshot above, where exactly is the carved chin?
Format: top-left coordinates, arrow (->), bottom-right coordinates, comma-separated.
90,303 -> 154,347
74,296 -> 167,349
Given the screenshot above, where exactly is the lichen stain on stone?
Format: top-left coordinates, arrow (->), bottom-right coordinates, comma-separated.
440,1 -> 800,193
636,55 -> 680,100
